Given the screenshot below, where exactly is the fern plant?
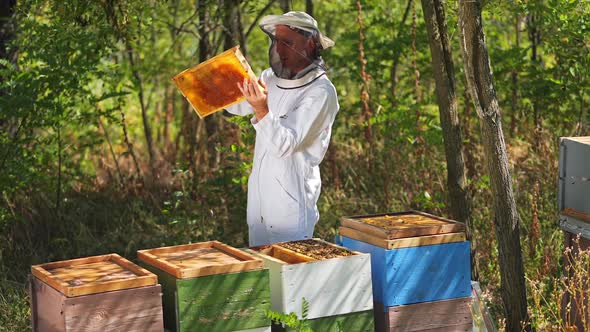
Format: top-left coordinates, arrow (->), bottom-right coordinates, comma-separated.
265,297 -> 313,332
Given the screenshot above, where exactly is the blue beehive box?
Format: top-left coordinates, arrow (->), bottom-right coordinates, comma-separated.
339,211 -> 472,309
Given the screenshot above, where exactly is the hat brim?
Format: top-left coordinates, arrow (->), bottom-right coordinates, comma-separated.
260,14 -> 335,49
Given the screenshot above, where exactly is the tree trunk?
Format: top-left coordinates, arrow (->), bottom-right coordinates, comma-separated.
527,13 -> 541,129
223,0 -> 243,51
510,14 -> 521,138
279,0 -> 290,13
305,0 -> 313,17
356,1 -> 372,146
421,0 -> 477,280
458,1 -> 531,330
0,0 -> 16,62
245,0 -> 277,41
390,0 -> 413,106
0,0 -> 16,132
125,40 -> 156,175
191,0 -> 213,189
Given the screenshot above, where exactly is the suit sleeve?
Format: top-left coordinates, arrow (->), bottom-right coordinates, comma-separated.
225,100 -> 254,116
253,84 -> 339,158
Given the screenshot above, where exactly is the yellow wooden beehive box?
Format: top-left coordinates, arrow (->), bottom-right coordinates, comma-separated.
172,45 -> 257,118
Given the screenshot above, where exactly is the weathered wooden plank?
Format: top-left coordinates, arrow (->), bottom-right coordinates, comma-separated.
213,241 -> 264,261
31,276 -> 66,332
138,241 -> 264,279
178,259 -> 263,279
339,226 -> 466,249
30,276 -> 164,332
31,254 -> 156,297
109,253 -> 157,277
341,211 -> 465,239
374,298 -> 472,331
341,236 -> 471,307
137,250 -> 180,279
34,255 -> 109,270
63,284 -> 164,331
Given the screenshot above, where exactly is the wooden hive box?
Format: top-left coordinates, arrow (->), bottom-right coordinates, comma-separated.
374,297 -> 473,332
172,45 -> 258,118
247,239 -> 374,332
558,136 -> 590,331
339,211 -> 471,308
138,241 -> 271,332
30,253 -> 163,332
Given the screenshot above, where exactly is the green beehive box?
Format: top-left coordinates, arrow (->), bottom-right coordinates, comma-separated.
281,310 -> 374,332
138,241 -> 271,332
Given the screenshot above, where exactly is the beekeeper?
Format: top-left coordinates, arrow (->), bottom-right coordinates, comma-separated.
225,11 -> 339,246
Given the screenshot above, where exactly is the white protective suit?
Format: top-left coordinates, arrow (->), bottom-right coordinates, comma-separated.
226,67 -> 339,246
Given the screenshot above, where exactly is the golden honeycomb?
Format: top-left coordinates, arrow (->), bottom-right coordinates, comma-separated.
172,46 -> 256,118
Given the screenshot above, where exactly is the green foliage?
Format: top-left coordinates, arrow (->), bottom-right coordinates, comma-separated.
528,237 -> 590,331
266,297 -> 313,332
0,281 -> 30,332
0,0 -> 588,329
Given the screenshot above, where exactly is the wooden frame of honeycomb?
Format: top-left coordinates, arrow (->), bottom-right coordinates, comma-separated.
172,45 -> 258,118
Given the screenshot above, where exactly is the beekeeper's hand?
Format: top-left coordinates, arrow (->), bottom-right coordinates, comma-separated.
239,79 -> 268,121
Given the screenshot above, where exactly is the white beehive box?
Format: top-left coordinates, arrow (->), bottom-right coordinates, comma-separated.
246,239 -> 373,320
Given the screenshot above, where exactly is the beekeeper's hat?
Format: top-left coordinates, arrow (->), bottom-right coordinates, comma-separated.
259,11 -> 335,50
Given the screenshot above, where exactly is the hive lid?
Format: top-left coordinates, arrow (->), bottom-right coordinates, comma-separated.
138,241 -> 264,279
172,45 -> 258,118
563,136 -> 590,144
341,210 -> 465,240
30,254 -> 157,297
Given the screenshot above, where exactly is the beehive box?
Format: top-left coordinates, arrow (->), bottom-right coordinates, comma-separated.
247,239 -> 374,331
558,136 -> 590,331
339,211 -> 471,308
558,136 -> 590,248
138,241 -> 271,332
558,137 -> 590,218
374,297 -> 473,332
30,253 -> 163,332
172,45 -> 257,118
